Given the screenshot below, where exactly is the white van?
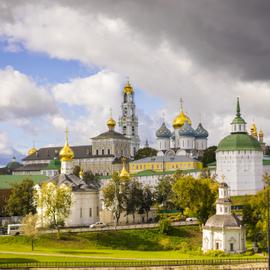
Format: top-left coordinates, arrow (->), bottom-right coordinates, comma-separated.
7,224 -> 23,235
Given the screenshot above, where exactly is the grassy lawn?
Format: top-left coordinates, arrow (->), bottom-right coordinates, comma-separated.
0,226 -> 264,263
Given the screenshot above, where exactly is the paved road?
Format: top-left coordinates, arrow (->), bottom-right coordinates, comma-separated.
40,220 -> 198,234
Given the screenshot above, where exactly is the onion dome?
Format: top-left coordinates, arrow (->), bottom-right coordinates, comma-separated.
195,123 -> 209,138
59,128 -> 74,162
28,146 -> 37,156
120,158 -> 130,179
173,111 -> 192,129
178,121 -> 196,137
107,117 -> 116,130
79,168 -> 84,179
123,81 -> 134,94
259,129 -> 264,137
172,98 -> 192,129
156,122 -> 172,138
107,109 -> 116,130
250,123 -> 258,137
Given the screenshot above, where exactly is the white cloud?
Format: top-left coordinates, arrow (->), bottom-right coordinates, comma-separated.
0,132 -> 12,155
0,66 -> 57,120
0,2 -> 270,147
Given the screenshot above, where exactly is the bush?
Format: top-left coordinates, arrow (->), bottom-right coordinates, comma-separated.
158,218 -> 172,235
159,238 -> 172,250
204,250 -> 226,257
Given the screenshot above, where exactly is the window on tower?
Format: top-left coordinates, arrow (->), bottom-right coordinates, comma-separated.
132,126 -> 135,135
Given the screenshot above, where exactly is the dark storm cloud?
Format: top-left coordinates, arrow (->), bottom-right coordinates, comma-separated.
55,0 -> 270,81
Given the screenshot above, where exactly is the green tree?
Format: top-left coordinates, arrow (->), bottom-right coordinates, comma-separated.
7,179 -> 35,216
158,218 -> 172,235
102,172 -> 130,226
243,187 -> 270,249
72,165 -> 81,177
35,182 -> 72,238
126,179 -> 143,223
139,185 -> 154,222
21,213 -> 39,251
201,146 -> 217,167
134,147 -> 157,160
172,175 -> 218,224
83,170 -> 100,189
263,172 -> 270,187
155,175 -> 176,210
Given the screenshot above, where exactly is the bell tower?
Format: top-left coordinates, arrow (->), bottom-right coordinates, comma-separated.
118,81 -> 140,157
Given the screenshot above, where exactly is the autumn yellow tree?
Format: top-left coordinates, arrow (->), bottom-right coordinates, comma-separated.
35,182 -> 72,238
22,213 -> 38,251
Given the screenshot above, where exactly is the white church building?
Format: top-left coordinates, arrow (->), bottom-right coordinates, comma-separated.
35,130 -> 100,228
216,98 -> 263,195
202,182 -> 246,253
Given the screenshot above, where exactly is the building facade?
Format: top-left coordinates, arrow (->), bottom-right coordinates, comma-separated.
155,100 -> 208,158
35,131 -> 100,228
202,182 -> 246,253
216,98 -> 263,195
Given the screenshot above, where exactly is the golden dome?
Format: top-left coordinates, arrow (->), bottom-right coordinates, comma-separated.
259,129 -> 264,137
172,98 -> 192,129
123,81 -> 134,94
107,117 -> 116,129
250,123 -> 257,136
79,168 -> 84,178
59,128 -> 74,162
28,146 -> 37,156
120,158 -> 130,179
173,111 -> 192,129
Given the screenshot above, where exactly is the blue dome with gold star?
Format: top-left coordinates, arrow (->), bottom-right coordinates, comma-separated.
178,121 -> 196,137
156,122 -> 172,138
195,123 -> 208,138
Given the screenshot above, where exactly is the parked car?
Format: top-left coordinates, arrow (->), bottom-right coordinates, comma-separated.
90,221 -> 107,228
185,217 -> 198,222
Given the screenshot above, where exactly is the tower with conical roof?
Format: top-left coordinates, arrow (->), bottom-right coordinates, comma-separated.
216,98 -> 263,195
118,81 -> 140,156
202,181 -> 246,253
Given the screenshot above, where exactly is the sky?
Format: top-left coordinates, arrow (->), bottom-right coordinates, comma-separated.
0,0 -> 270,156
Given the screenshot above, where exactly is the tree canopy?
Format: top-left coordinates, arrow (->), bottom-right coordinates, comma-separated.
172,175 -> 218,224
134,147 -> 157,160
7,178 -> 35,216
35,182 -> 72,237
201,146 -> 217,167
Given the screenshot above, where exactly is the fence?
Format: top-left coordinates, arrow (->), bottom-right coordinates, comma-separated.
0,257 -> 267,269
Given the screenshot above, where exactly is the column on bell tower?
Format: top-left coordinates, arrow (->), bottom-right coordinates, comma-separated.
118,81 -> 140,157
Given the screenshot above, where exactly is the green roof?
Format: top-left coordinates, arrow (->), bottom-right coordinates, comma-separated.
263,159 -> 270,165
46,159 -> 61,170
0,175 -> 49,189
217,133 -> 262,151
231,116 -> 246,125
98,168 -> 202,180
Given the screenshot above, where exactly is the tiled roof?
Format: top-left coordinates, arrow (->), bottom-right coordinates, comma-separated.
13,163 -> 48,171
23,145 -> 93,161
48,174 -> 98,191
131,155 -> 200,164
92,130 -> 130,140
205,214 -> 242,228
